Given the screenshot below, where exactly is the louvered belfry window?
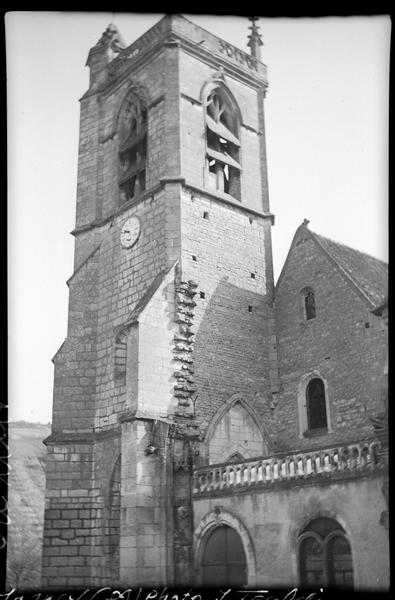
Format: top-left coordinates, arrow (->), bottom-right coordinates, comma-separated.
118,92 -> 147,205
205,87 -> 241,200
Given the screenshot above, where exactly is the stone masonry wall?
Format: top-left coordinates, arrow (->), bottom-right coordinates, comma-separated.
93,191 -> 168,429
179,187 -> 276,447
193,472 -> 389,590
274,235 -> 387,452
42,441 -> 95,588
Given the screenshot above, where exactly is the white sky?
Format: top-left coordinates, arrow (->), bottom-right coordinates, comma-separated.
6,12 -> 390,423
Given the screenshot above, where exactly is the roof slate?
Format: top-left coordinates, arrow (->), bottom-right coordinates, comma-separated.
311,231 -> 388,308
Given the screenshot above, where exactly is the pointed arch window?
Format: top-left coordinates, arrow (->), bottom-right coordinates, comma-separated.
205,86 -> 241,200
298,518 -> 353,589
118,92 -> 147,205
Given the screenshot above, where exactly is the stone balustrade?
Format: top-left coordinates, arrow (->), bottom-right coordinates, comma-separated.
193,439 -> 381,495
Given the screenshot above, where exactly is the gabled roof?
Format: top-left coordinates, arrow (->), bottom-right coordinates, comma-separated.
276,222 -> 388,309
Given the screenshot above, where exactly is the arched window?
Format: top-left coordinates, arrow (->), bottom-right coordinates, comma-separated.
301,287 -> 316,320
204,86 -> 241,200
299,518 -> 353,589
118,91 -> 147,205
306,378 -> 327,431
201,525 -> 247,586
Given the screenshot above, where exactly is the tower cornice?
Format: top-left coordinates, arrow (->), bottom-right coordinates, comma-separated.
82,14 -> 268,100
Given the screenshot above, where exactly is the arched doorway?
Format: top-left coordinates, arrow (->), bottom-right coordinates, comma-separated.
201,525 -> 247,586
298,517 -> 353,589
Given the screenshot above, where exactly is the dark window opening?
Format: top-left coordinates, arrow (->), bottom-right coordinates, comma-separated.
299,518 -> 353,589
108,455 -> 121,556
304,290 -> 316,320
200,291 -> 206,299
250,272 -> 256,279
306,378 -> 327,430
248,305 -> 253,313
207,159 -> 240,197
206,128 -> 239,162
118,93 -> 147,206
192,255 -> 197,262
203,211 -> 209,220
201,526 -> 247,587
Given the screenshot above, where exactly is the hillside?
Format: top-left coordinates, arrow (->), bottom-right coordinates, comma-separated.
7,422 -> 51,590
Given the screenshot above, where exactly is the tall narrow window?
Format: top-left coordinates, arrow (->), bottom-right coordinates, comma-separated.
107,454 -> 121,580
306,378 -> 327,430
118,92 -> 147,205
299,518 -> 353,589
301,287 -> 316,320
205,86 -> 241,200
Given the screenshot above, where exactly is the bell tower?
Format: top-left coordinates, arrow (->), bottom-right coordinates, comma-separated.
42,15 -> 277,588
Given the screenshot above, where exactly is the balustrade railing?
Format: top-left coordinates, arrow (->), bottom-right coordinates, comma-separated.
193,440 -> 381,495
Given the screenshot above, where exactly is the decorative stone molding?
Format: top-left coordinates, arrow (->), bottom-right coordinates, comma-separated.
193,439 -> 382,496
211,66 -> 226,81
193,507 -> 256,585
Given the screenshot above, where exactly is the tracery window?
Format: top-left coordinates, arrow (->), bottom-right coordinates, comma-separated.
306,378 -> 328,431
205,87 -> 241,199
299,518 -> 353,589
118,92 -> 147,205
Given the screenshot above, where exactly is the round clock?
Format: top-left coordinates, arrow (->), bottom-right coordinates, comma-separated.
120,216 -> 141,249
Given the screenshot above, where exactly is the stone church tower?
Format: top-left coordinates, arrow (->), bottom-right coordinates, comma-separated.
42,15 -> 278,588
42,14 -> 389,591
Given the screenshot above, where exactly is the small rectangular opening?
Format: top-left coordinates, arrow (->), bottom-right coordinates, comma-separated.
203,211 -> 209,220
248,305 -> 253,313
250,272 -> 256,279
200,291 -> 206,299
192,255 -> 197,262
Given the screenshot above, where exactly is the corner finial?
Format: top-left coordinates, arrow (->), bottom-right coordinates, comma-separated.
303,218 -> 310,227
86,23 -> 126,89
247,16 -> 263,60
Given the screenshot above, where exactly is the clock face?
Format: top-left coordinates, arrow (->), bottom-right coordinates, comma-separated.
120,216 -> 141,249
